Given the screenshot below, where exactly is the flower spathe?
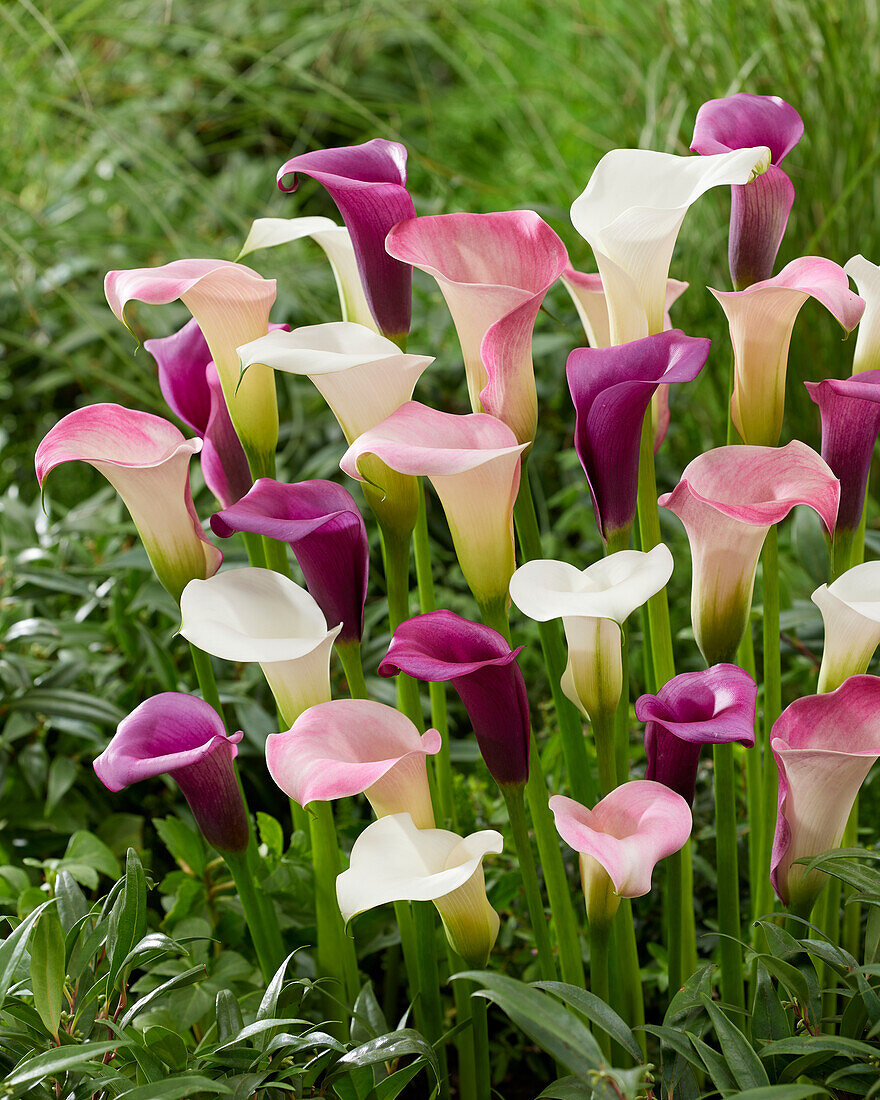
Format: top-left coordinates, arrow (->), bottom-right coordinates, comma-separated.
35,404 -> 221,600
378,610 -> 530,788
845,255 -> 880,374
812,562 -> 880,693
266,700 -> 441,829
659,441 -> 839,666
94,693 -> 248,853
570,145 -> 771,345
210,478 -> 369,644
711,257 -> 864,446
385,211 -> 568,445
635,665 -> 757,804
770,676 -> 880,910
276,139 -> 415,340
179,568 -> 340,726
336,813 -> 503,967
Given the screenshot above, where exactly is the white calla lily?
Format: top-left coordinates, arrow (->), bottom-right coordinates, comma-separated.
813,561 -> 880,693
845,255 -> 880,375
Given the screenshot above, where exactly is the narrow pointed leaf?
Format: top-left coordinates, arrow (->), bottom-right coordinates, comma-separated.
29,905 -> 65,1038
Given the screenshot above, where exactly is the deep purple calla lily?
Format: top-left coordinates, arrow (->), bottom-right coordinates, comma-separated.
566,329 -> 710,547
635,664 -> 757,804
691,93 -> 804,289
276,139 -> 415,341
94,693 -> 248,853
378,609 -> 530,788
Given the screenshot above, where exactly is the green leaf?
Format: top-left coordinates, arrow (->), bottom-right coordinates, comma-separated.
700,995 -> 769,1091
534,980 -> 642,1062
332,1030 -> 439,1085
0,899 -> 55,1007
215,988 -> 244,1043
115,1077 -> 232,1100
351,980 -> 389,1044
63,830 -> 120,880
373,1059 -> 432,1099
256,812 -> 284,859
723,1089 -> 828,1100
537,1078 -> 593,1099
29,905 -> 66,1039
154,817 -> 206,876
4,1039 -> 133,1092
689,1032 -> 738,1095
107,848 -> 147,990
256,949 -> 302,1021
54,870 -> 87,934
119,964 -> 207,1028
45,755 -> 78,815
118,932 -> 182,980
143,1024 -> 189,1070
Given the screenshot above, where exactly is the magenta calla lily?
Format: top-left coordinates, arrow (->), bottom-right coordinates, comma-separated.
711,256 -> 864,446
94,693 -> 248,853
635,664 -> 757,804
770,676 -> 880,910
276,139 -> 415,341
211,478 -> 369,644
385,211 -> 568,445
659,441 -> 839,665
378,609 -> 530,788
566,330 -> 710,547
691,93 -> 804,289
35,404 -> 221,600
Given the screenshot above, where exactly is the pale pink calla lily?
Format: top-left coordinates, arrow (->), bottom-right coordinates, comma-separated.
812,562 -> 880,693
659,442 -> 839,665
845,255 -> 880,375
35,404 -> 221,600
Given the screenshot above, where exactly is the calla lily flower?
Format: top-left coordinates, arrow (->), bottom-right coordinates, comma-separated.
566,330 -> 710,547
266,700 -> 441,829
385,211 -> 568,445
179,568 -> 340,726
509,546 -> 674,724
570,146 -> 770,345
659,441 -> 839,666
104,259 -> 278,471
276,139 -> 415,341
238,216 -> 377,331
771,676 -> 880,910
635,664 -> 757,804
378,610 -> 530,789
845,255 -> 880,374
812,562 -> 880,693
35,404 -> 221,600
691,93 -> 804,289
211,479 -> 369,644
341,402 -> 526,612
549,782 -> 692,925
336,813 -> 503,967
711,257 -> 864,445
95,693 -> 248,853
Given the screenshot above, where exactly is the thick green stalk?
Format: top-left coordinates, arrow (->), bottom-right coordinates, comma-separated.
666,847 -> 685,1002
394,900 -> 426,1035
589,919 -> 613,1060
309,801 -> 360,1005
188,642 -> 224,717
503,785 -> 557,981
225,846 -> 285,983
714,742 -> 745,1010
261,532 -> 291,577
755,527 -> 781,923
411,900 -> 449,1100
635,415 -> 675,689
471,988 -> 490,1100
478,596 -> 512,643
337,640 -> 369,700
242,529 -> 267,568
842,805 -> 861,956
592,711 -> 618,798
449,951 -> 478,1100
613,900 -> 647,1053
614,633 -> 630,785
381,525 -> 424,728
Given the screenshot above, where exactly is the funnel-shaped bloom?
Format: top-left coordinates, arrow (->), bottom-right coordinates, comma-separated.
711,257 -> 864,445
104,259 -> 278,469
341,402 -> 526,609
36,404 -> 221,600
845,255 -> 880,374
276,139 -> 415,340
812,562 -> 880,693
550,782 -> 692,925
635,665 -> 757,804
179,568 -> 340,726
771,676 -> 880,909
386,211 -> 568,445
378,610 -> 530,788
691,93 -> 804,289
337,813 -> 503,967
239,216 -> 376,331
266,700 -> 441,828
509,546 -> 674,722
566,330 -> 710,545
659,442 -> 839,666
570,146 -> 770,345
95,694 -> 248,852
211,479 -> 368,644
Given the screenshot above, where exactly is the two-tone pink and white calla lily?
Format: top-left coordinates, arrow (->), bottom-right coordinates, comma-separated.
179,568 -> 340,726
711,257 -> 864,445
276,139 -> 416,341
635,664 -> 757,804
549,782 -> 692,925
266,700 -> 441,828
104,259 -> 279,471
509,546 -> 674,724
210,479 -> 369,645
95,693 -> 248,853
378,610 -> 530,789
566,330 -> 710,548
238,216 -> 376,331
36,404 -> 221,600
337,813 -> 503,967
812,562 -> 880,693
385,211 -> 568,445
341,402 -> 526,612
771,676 -> 880,911
691,93 -> 804,289
660,442 -> 839,665
845,255 -> 880,374
570,146 -> 770,345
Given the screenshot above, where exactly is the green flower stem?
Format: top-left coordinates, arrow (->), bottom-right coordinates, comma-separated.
477,595 -> 512,643
242,529 -> 267,568
471,988 -> 490,1100
589,918 -> 613,1060
843,804 -> 861,956
381,524 -> 425,728
448,951 -> 478,1100
309,801 -> 360,1006
613,901 -> 647,1054
755,527 -> 781,924
411,900 -> 450,1100
394,901 -> 426,1034
666,846 -> 685,1002
337,640 -> 369,700
635,415 -> 675,689
224,844 -> 284,983
614,631 -> 630,786
261,532 -> 291,577
188,641 -> 224,717
502,785 -> 558,981
592,711 -> 618,798
714,742 -> 744,1011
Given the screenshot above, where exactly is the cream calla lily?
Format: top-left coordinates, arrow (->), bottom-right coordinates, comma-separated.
845,255 -> 880,375
813,562 -> 880,693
